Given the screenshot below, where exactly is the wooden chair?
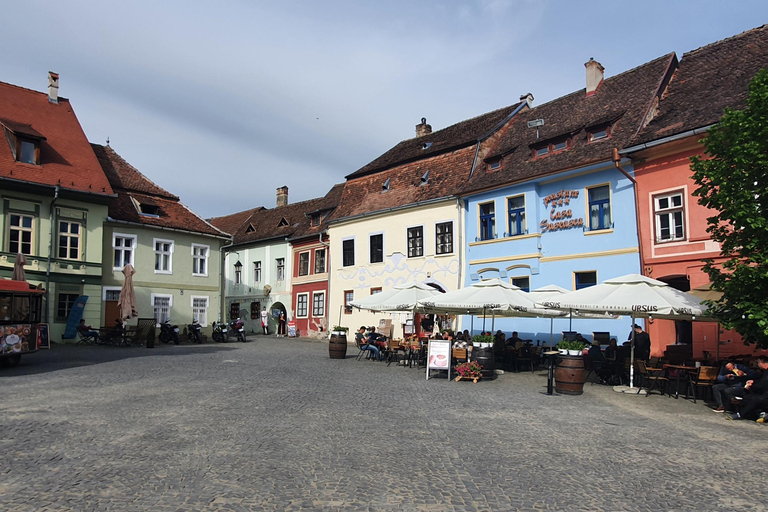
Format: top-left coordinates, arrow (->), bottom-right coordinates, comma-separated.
636,360 -> 668,397
451,348 -> 468,378
385,339 -> 402,366
692,366 -> 719,402
516,345 -> 535,373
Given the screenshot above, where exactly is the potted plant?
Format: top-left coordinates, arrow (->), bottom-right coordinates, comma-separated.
569,341 -> 587,355
331,325 -> 349,337
455,360 -> 483,382
472,334 -> 493,348
556,340 -> 570,355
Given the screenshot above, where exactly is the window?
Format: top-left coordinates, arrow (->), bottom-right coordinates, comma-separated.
552,141 -> 568,152
192,296 -> 209,326
296,293 -> 309,318
154,239 -> 173,273
655,192 -> 685,242
589,126 -> 610,142
9,214 -> 34,255
254,261 -> 262,282
276,258 -> 285,281
234,262 -> 242,284
310,214 -> 320,227
19,140 -> 37,164
535,146 -> 549,157
407,226 -> 423,258
56,293 -> 79,320
575,271 -> 597,290
342,239 -> 355,267
113,234 -> 136,269
370,234 -> 383,263
488,159 -> 501,171
479,202 -> 495,241
314,249 -> 326,274
588,185 -> 611,231
298,252 -> 310,276
152,294 -> 172,323
192,244 -> 209,276
57,221 -> 81,260
312,292 -> 325,317
512,277 -> 530,292
436,221 -> 453,255
344,290 -> 354,314
507,196 -> 526,236
533,139 -> 569,157
371,287 -> 382,295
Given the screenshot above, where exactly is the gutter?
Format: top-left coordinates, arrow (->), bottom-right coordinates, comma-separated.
106,217 -> 231,241
0,176 -> 117,203
327,195 -> 455,227
44,185 -> 59,323
619,125 -> 714,155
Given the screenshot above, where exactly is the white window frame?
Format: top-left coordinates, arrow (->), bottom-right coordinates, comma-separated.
151,293 -> 173,324
153,238 -> 174,274
276,257 -> 285,281
102,286 -> 122,301
406,224 -> 424,258
191,295 -> 209,327
654,191 -> 686,243
435,220 -> 453,255
369,231 -> 385,264
314,248 -> 326,274
253,261 -> 262,282
57,219 -> 82,260
191,244 -> 209,277
8,212 -> 35,256
312,291 -> 325,317
298,251 -> 310,276
506,194 -> 527,237
113,233 -> 137,270
296,292 -> 309,318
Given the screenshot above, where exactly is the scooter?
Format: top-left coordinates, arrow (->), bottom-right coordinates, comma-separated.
211,320 -> 228,343
229,318 -> 247,343
188,319 -> 203,344
159,319 -> 180,345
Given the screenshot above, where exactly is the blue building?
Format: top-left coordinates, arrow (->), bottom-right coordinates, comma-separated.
458,55 -> 677,342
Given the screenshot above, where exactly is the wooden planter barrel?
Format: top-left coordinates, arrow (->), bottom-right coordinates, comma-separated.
470,346 -> 496,380
329,332 -> 347,359
554,355 -> 586,395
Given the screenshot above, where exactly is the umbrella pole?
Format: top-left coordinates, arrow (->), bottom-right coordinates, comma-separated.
491,310 -> 495,332
629,314 -> 636,389
471,315 -> 474,335
569,308 -> 572,332
482,307 -> 486,333
550,317 -> 554,346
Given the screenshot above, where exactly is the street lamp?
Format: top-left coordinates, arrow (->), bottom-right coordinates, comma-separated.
234,260 -> 242,284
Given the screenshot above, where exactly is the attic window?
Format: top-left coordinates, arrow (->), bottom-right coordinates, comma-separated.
535,146 -> 549,157
588,125 -> 611,142
278,217 -> 289,227
18,140 -> 39,164
246,224 -> 255,233
2,119 -> 45,165
382,178 -> 391,192
488,159 -> 501,171
420,170 -> 429,186
422,142 -> 433,150
532,138 -> 570,158
139,203 -> 160,216
310,213 -> 321,227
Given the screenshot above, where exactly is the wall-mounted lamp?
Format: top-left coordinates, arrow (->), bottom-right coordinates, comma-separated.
180,289 -> 184,296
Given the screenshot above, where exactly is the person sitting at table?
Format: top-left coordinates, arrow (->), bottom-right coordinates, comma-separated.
493,330 -> 506,359
726,356 -> 768,421
604,338 -> 618,360
441,330 -> 454,342
77,319 -> 100,343
366,327 -> 387,351
356,326 -> 381,361
712,361 -> 753,413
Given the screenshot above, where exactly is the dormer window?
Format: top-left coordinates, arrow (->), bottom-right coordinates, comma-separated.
382,178 -> 391,192
139,203 -> 159,216
488,159 -> 501,171
310,213 -> 321,227
246,223 -> 255,233
19,140 -> 38,164
1,119 -> 45,165
422,142 -> 433,150
535,146 -> 549,157
532,138 -> 570,158
278,217 -> 289,227
588,125 -> 611,142
552,140 -> 568,152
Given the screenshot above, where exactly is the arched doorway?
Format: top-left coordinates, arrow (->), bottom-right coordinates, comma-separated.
270,301 -> 287,336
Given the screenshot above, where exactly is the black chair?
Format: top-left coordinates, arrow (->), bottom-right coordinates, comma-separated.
584,353 -> 611,385
636,360 -> 669,397
516,344 -> 535,373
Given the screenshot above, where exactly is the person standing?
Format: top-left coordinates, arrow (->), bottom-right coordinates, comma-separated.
632,324 -> 651,361
277,311 -> 286,337
260,307 -> 270,335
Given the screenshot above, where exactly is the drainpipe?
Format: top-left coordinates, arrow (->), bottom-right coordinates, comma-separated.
318,231 -> 331,334
44,186 -> 60,323
455,196 -> 464,333
219,240 -> 234,324
612,148 -> 644,269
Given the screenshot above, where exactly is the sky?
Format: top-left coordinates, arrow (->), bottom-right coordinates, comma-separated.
2,1 -> 766,219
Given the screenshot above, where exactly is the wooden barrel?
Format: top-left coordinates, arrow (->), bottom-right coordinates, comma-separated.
329,333 -> 347,359
555,355 -> 586,395
470,346 -> 496,380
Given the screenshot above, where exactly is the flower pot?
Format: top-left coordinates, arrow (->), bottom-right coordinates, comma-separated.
559,349 -> 568,355
568,349 -> 581,356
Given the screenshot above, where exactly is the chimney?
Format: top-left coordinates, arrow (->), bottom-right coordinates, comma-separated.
415,117 -> 432,137
519,93 -> 534,108
276,186 -> 288,207
48,71 -> 59,104
585,58 -> 604,95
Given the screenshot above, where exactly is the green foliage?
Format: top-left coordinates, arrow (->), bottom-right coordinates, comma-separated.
472,334 -> 493,344
332,326 -> 349,333
691,68 -> 768,347
557,340 -> 587,351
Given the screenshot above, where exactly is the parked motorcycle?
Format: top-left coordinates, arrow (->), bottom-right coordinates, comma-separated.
211,320 -> 228,343
158,319 -> 180,345
188,319 -> 203,344
229,318 -> 247,343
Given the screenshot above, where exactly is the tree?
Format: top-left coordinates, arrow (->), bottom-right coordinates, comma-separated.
691,67 -> 768,347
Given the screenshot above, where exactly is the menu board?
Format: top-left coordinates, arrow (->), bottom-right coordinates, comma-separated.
426,340 -> 451,381
38,323 -> 50,349
287,321 -> 297,337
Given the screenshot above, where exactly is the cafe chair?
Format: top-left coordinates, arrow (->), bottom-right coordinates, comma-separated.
516,344 -> 535,373
692,366 -> 719,402
77,330 -> 98,345
450,348 -> 468,379
636,360 -> 669,397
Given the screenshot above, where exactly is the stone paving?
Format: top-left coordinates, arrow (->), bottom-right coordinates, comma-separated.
1,337 -> 766,511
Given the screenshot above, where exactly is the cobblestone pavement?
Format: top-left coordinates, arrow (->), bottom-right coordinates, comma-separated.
1,337 -> 766,511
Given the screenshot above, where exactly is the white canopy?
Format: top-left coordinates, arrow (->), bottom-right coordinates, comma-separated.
417,278 -> 539,315
349,282 -> 441,312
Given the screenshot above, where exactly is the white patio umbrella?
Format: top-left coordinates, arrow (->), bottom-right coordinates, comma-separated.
349,282 -> 441,312
534,274 -> 708,387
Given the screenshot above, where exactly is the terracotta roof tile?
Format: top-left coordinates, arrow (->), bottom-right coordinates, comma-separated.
91,144 -> 226,238
0,80 -> 113,196
634,25 -> 768,145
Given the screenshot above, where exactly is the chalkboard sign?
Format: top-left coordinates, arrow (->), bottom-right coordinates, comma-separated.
38,323 -> 50,349
426,340 -> 451,381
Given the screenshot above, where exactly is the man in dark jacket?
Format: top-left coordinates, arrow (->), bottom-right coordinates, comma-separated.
726,356 -> 768,421
632,324 -> 651,361
711,361 -> 752,412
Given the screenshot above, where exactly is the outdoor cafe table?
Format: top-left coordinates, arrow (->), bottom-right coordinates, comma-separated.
663,364 -> 698,401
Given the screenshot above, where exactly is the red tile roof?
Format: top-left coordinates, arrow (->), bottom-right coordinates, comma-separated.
91,144 -> 226,238
634,25 -> 768,145
0,80 -> 113,196
209,184 -> 344,246
461,54 -> 676,193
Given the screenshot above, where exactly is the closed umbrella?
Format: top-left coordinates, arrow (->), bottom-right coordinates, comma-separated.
535,274 -> 708,388
11,253 -> 27,281
118,264 -> 138,321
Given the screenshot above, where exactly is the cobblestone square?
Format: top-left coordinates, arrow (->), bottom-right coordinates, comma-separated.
1,338 -> 766,511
